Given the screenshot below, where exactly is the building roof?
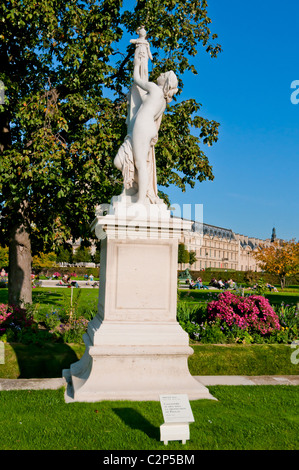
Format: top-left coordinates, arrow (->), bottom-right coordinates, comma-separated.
192,221 -> 235,240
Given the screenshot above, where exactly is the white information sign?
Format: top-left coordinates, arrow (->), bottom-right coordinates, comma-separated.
159,394 -> 195,424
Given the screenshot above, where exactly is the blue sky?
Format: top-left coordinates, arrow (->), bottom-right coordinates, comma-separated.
158,0 -> 299,241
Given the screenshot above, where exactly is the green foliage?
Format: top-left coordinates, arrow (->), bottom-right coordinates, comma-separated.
55,245 -> 73,264
178,243 -> 197,266
181,269 -> 299,287
73,245 -> 92,264
254,278 -> 267,296
271,303 -> 299,344
0,0 -> 222,306
177,293 -> 299,344
155,100 -> 216,190
178,243 -> 189,264
32,252 -> 57,269
0,0 -> 221,252
197,320 -> 228,344
92,247 -> 101,264
189,250 -> 197,266
0,245 -> 8,267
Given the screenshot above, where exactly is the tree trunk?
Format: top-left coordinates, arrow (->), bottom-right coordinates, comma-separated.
8,220 -> 32,307
280,275 -> 286,291
0,111 -> 11,153
0,112 -> 32,307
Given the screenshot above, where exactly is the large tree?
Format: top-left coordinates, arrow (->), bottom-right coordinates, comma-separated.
253,240 -> 299,290
0,0 -> 221,306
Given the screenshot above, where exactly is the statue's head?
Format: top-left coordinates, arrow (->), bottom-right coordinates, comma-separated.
157,71 -> 178,103
137,26 -> 147,38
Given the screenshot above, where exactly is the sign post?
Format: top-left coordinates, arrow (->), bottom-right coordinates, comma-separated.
159,394 -> 195,445
0,341 -> 4,364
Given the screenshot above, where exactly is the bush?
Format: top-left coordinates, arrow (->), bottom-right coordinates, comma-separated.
0,292 -> 92,345
177,301 -> 255,344
176,290 -> 296,344
0,303 -> 35,343
271,303 -> 299,343
176,302 -> 207,323
207,291 -> 280,336
50,317 -> 89,343
197,320 -> 228,344
0,304 -> 33,333
15,328 -> 54,345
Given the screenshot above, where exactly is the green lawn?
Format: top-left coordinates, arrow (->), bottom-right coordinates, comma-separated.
0,342 -> 85,379
0,285 -> 298,313
265,291 -> 299,306
0,287 -> 99,317
0,386 -> 298,450
188,344 -> 299,376
1,342 -> 298,379
1,286 -> 299,451
1,286 -> 299,379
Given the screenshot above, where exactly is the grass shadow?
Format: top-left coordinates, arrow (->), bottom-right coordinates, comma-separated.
32,290 -> 65,308
0,287 -> 8,304
113,407 -> 160,441
9,342 -> 81,378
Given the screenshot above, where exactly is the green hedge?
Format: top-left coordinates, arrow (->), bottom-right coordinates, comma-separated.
179,269 -> 299,286
34,267 -> 298,286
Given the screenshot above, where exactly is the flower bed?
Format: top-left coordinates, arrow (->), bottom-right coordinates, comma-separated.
0,301 -> 90,345
207,291 -> 280,335
177,291 -> 299,344
0,303 -> 34,341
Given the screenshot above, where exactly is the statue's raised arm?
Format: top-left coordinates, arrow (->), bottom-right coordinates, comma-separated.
114,28 -> 178,205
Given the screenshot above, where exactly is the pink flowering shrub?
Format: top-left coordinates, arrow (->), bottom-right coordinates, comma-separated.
207,291 -> 280,335
0,303 -> 33,334
0,304 -> 12,333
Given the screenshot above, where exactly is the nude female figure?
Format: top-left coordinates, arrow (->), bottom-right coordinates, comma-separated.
114,55 -> 178,204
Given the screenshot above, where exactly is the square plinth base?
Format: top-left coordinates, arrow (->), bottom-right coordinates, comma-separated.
63,211 -> 214,403
63,322 -> 216,403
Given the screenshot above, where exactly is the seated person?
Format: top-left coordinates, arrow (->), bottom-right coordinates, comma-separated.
194,277 -> 209,289
225,279 -> 235,289
209,277 -> 218,287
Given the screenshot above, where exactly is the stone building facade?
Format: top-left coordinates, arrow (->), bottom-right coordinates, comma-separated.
70,218 -> 275,273
180,221 -> 273,272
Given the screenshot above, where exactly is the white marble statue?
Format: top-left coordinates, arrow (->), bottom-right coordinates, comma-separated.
114,28 -> 178,205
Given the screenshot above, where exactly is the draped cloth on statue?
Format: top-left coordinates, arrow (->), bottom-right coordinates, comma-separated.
117,136 -> 135,190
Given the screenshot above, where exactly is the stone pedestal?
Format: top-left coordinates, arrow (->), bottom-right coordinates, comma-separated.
63,197 -> 215,402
